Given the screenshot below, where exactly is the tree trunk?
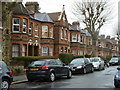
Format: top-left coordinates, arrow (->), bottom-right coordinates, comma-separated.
91,37 -> 97,57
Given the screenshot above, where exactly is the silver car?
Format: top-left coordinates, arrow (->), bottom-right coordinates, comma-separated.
90,57 -> 105,70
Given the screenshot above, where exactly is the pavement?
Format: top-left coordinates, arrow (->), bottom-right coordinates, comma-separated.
12,74 -> 28,85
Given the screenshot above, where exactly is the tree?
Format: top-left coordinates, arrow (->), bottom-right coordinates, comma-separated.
2,1 -> 22,64
72,0 -> 111,56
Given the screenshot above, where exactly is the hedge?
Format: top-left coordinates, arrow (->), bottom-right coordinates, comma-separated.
59,53 -> 84,64
11,56 -> 56,68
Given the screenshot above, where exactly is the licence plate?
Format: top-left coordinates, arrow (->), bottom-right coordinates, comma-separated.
31,68 -> 39,71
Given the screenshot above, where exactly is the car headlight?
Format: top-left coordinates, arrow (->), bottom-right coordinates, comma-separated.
77,66 -> 82,69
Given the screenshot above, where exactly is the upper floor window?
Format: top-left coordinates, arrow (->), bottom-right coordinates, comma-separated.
13,18 -> 20,32
61,29 -> 63,39
88,38 -> 91,45
29,22 -> 32,35
80,36 -> 83,43
23,19 -> 27,33
72,33 -> 77,42
65,30 -> 67,40
68,32 -> 70,42
22,44 -> 27,56
98,42 -> 101,47
42,25 -> 48,38
50,26 -> 53,38
35,24 -> 38,37
65,47 -> 67,53
78,34 -> 80,42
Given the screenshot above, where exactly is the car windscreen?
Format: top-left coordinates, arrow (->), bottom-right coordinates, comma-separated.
90,58 -> 99,62
30,61 -> 46,66
110,58 -> 118,61
70,58 -> 84,64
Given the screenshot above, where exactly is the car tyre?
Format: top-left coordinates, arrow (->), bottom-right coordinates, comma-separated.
27,78 -> 34,82
1,78 -> 10,90
48,72 -> 56,82
114,84 -> 119,88
91,67 -> 94,73
83,68 -> 86,74
67,70 -> 72,79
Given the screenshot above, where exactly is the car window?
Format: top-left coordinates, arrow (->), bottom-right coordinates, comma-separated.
70,58 -> 84,64
30,61 -> 45,66
85,59 -> 90,64
48,60 -> 57,65
56,60 -> 63,65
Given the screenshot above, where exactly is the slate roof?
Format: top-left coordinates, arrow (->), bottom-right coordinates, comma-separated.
34,13 -> 54,23
48,12 -> 61,22
13,4 -> 33,18
84,30 -> 91,36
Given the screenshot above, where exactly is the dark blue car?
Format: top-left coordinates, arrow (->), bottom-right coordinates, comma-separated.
114,66 -> 120,88
0,61 -> 13,90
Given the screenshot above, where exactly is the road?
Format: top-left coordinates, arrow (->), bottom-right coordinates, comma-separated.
10,66 -> 119,89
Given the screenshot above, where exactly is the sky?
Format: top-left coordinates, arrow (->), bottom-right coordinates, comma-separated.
23,0 -> 119,37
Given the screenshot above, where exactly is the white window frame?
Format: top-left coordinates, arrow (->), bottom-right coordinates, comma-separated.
78,34 -> 80,42
22,45 -> 27,56
42,25 -> 48,38
65,30 -> 67,40
72,33 -> 77,42
61,29 -> 63,39
42,47 -> 48,56
80,36 -> 83,43
23,18 -> 27,33
12,18 -> 20,32
12,44 -> 20,57
49,47 -> 53,56
35,24 -> 38,37
29,22 -> 32,35
50,26 -> 53,38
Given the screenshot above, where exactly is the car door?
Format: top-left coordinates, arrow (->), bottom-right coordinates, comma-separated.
84,58 -> 92,72
56,60 -> 68,76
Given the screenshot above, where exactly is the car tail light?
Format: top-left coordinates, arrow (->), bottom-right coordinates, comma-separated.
26,67 -> 28,70
42,66 -> 49,69
114,75 -> 116,78
10,70 -> 12,75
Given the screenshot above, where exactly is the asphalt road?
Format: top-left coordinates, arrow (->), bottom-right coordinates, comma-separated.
10,66 -> 119,89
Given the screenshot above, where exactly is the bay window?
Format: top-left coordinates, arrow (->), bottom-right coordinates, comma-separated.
29,22 -> 32,35
13,18 -> 20,32
61,29 -> 63,39
49,26 -> 53,38
78,34 -> 80,42
65,30 -> 67,40
22,45 -> 27,56
42,25 -> 48,38
80,36 -> 83,43
23,18 -> 27,33
35,24 -> 38,37
61,47 -> 63,53
12,44 -> 20,57
72,33 -> 77,42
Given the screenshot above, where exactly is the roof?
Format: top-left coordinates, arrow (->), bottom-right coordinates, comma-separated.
34,13 -> 54,23
13,4 -> 33,18
84,30 -> 91,36
48,12 -> 61,21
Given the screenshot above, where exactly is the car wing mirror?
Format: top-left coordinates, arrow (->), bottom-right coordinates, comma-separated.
63,63 -> 66,66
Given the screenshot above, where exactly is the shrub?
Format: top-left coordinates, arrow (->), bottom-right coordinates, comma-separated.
73,55 -> 84,59
11,56 -> 56,68
85,54 -> 91,58
59,53 -> 74,64
106,55 -> 112,63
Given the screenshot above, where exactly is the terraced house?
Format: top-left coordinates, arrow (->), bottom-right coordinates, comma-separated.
7,2 -> 119,59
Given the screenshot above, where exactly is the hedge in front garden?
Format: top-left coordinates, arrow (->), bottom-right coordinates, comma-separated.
11,56 -> 56,68
59,53 -> 74,64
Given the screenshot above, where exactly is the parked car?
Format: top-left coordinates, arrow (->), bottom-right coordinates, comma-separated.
109,57 -> 120,66
69,58 -> 94,74
0,61 -> 13,90
114,66 -> 120,88
26,59 -> 72,82
90,57 -> 105,70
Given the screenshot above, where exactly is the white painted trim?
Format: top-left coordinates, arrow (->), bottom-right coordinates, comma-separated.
0,27 -> 2,29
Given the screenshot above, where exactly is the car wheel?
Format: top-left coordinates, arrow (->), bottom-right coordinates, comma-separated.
67,70 -> 72,79
48,72 -> 56,82
1,78 -> 10,90
83,68 -> 86,74
91,67 -> 94,73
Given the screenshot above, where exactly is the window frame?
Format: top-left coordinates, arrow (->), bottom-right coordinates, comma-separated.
35,24 -> 38,37
29,22 -> 32,35
12,18 -> 20,32
42,46 -> 48,56
23,18 -> 27,33
42,25 -> 48,38
49,47 -> 53,56
65,29 -> 67,40
49,26 -> 53,38
61,28 -> 63,39
12,44 -> 20,57
72,33 -> 77,42
22,44 -> 27,56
